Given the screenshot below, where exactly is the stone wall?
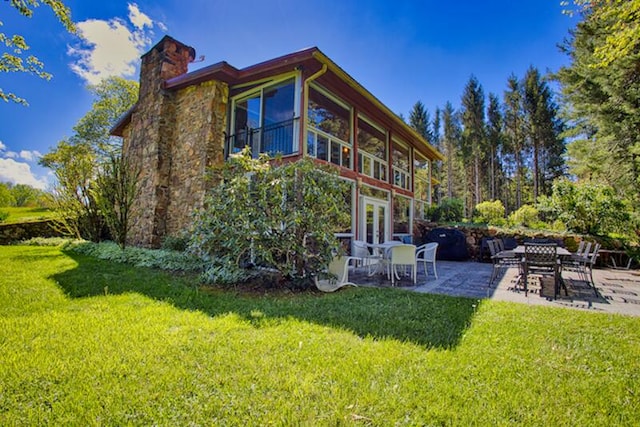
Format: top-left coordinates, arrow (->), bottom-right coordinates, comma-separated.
414,220 -> 583,261
0,220 -> 65,244
165,81 -> 228,236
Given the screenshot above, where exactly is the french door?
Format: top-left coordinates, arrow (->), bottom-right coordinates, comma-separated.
362,197 -> 389,245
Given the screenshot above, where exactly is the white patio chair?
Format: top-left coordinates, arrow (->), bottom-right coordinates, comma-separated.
314,255 -> 359,292
352,240 -> 382,275
388,244 -> 417,286
416,242 -> 439,280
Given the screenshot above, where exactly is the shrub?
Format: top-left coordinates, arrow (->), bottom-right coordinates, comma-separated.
429,198 -> 464,222
161,234 -> 190,252
508,205 -> 539,227
0,210 -> 8,223
474,200 -> 505,224
189,149 -> 350,287
537,179 -> 633,235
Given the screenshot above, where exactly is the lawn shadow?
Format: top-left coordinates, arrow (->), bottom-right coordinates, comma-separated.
52,251 -> 479,350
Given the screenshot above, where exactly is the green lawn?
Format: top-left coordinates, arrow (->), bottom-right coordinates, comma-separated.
1,245 -> 638,425
0,206 -> 55,224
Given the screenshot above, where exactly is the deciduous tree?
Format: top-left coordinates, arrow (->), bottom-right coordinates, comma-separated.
1,0 -> 75,104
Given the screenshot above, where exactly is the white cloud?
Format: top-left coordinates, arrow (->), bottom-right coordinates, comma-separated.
68,3 -> 166,85
0,158 -> 49,190
4,151 -> 18,159
128,3 -> 153,30
19,150 -> 42,162
0,141 -> 5,151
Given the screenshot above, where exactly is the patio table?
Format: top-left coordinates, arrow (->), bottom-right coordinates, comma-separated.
511,245 -> 572,297
365,241 -> 402,276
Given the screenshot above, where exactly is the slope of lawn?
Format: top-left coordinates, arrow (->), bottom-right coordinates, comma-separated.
1,245 -> 638,425
0,207 -> 55,224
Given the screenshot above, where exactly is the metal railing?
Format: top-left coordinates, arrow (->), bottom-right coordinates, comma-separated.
225,118 -> 298,158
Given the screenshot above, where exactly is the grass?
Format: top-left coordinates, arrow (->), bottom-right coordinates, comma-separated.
1,245 -> 639,425
0,206 -> 55,224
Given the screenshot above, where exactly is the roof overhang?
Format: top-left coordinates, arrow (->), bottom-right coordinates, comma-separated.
110,41 -> 445,161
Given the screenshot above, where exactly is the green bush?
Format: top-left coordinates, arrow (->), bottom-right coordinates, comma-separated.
508,205 -> 539,227
0,210 -> 8,223
189,149 -> 350,288
161,234 -> 189,252
473,200 -> 505,225
536,179 -> 633,235
429,198 -> 464,222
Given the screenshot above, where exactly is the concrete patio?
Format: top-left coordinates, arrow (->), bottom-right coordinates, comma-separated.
351,260 -> 640,317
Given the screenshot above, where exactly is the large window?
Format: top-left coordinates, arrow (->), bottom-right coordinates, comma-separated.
392,139 -> 411,190
229,77 -> 297,157
357,117 -> 387,181
393,195 -> 412,241
306,86 -> 352,168
413,152 -> 431,220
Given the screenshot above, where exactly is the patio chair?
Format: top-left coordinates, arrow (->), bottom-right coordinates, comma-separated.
314,255 -> 359,292
352,240 -> 381,274
561,241 -> 592,284
584,243 -> 601,294
487,239 -> 520,287
416,242 -> 438,280
388,244 -> 417,286
522,242 -> 560,298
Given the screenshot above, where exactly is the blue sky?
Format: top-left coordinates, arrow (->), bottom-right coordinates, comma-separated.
0,0 -> 578,189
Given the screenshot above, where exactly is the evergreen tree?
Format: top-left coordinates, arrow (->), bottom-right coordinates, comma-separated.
503,74 -> 527,209
486,93 -> 503,201
557,0 -> 640,207
409,101 -> 433,143
523,66 -> 566,202
460,75 -> 486,213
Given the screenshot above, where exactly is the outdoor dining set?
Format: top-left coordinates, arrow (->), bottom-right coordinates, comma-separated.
315,240 -> 439,292
487,238 -> 601,298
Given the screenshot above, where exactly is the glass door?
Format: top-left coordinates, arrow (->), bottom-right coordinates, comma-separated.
362,197 -> 389,245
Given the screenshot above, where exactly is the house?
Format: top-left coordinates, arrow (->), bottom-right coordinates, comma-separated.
111,36 -> 444,248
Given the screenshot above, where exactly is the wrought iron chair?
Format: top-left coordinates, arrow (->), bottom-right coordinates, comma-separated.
522,242 -> 560,297
487,239 -> 521,287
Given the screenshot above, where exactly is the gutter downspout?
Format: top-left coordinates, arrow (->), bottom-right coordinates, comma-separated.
301,64 -> 327,156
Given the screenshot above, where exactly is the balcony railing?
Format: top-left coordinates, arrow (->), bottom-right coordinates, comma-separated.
225,118 -> 298,158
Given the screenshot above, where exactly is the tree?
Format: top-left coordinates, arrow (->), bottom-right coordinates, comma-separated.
523,66 -> 566,201
486,93 -> 503,201
409,101 -> 433,143
460,75 -> 486,214
40,77 -> 139,241
1,0 -> 75,105
189,149 -> 350,288
441,102 -> 462,199
74,77 -> 139,155
557,0 -> 640,207
94,153 -> 140,249
503,74 -> 527,209
10,183 -> 45,207
0,182 -> 16,207
40,140 -> 103,240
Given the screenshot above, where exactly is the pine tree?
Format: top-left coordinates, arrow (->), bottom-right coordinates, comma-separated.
409,101 -> 433,143
486,93 -> 503,201
503,74 -> 527,209
460,75 -> 486,213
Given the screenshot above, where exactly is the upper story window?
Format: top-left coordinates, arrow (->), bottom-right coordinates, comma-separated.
228,77 -> 298,158
357,116 -> 387,181
413,151 -> 431,219
392,139 -> 411,190
306,86 -> 352,168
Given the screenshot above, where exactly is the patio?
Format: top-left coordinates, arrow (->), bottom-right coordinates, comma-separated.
349,260 -> 640,317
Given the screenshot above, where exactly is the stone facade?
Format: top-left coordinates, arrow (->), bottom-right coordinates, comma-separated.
123,36 -> 228,247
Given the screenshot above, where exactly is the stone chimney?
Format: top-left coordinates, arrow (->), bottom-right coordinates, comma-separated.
126,36 -> 196,247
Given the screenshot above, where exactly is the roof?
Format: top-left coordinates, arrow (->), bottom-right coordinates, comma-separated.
111,41 -> 444,161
